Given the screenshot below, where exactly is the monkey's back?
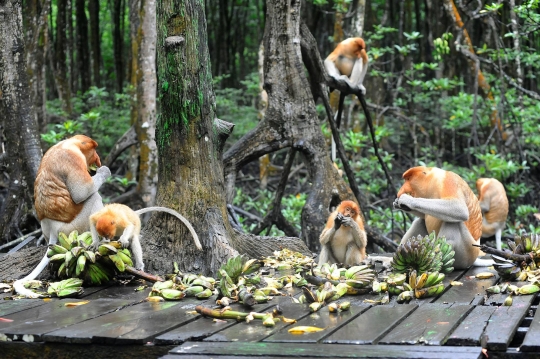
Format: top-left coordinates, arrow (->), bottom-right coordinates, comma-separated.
478,178 -> 509,226
34,145 -> 86,222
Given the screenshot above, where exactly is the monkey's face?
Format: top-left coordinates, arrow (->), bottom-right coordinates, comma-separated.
397,166 -> 431,198
339,200 -> 359,217
95,216 -> 116,240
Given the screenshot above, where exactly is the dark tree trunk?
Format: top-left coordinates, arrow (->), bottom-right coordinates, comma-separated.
89,0 -> 101,87
0,0 -> 42,241
223,0 -> 354,253
76,0 -> 91,92
143,0 -> 309,276
25,0 -> 50,133
67,0 -> 76,93
53,0 -> 72,113
111,0 -> 124,93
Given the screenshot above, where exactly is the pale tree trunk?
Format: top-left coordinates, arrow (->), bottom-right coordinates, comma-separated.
25,0 -> 50,133
129,0 -> 158,208
0,0 -> 43,241
350,0 -> 366,37
52,0 -> 72,114
224,0 -> 355,253
142,0 -> 309,275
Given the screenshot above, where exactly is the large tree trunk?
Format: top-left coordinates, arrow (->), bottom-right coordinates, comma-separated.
224,0 -> 354,253
25,0 -> 50,133
142,0 -> 309,276
129,0 -> 158,208
89,0 -> 101,87
0,0 -> 42,241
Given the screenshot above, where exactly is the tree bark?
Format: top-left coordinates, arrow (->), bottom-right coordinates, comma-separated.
76,0 -> 91,92
89,0 -> 101,87
129,0 -> 158,208
25,0 -> 50,133
53,0 -> 72,114
224,0 -> 355,253
0,0 -> 42,241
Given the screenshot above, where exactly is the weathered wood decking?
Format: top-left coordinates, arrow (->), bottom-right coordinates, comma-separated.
1,265 -> 538,359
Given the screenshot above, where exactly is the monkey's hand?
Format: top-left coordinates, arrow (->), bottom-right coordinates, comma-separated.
340,216 -> 354,227
118,235 -> 130,249
334,213 -> 344,230
359,84 -> 366,95
393,194 -> 413,212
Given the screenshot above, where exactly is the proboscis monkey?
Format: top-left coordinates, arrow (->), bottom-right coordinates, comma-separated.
89,204 -> 202,271
324,37 -> 369,95
393,166 -> 488,269
476,178 -> 509,250
324,37 -> 369,162
14,135 -> 111,298
319,200 -> 367,265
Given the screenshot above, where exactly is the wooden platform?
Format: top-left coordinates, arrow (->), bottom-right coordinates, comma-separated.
1,265 -> 539,359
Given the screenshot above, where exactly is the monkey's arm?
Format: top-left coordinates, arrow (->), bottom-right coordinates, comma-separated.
349,59 -> 368,94
395,193 -> 469,223
319,213 -> 342,245
119,224 -> 135,248
68,166 -> 111,204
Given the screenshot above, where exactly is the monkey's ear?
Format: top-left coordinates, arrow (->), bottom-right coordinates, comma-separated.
110,220 -> 115,225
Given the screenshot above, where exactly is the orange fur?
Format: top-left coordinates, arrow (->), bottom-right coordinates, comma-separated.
326,38 -> 368,76
398,167 -> 482,241
319,200 -> 367,265
476,178 -> 508,237
34,135 -> 102,222
91,204 -> 141,240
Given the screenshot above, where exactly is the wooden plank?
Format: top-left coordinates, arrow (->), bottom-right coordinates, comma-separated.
263,303 -> 367,343
0,299 -> 49,317
378,303 -> 472,345
483,294 -> 536,351
324,304 -> 418,344
204,297 -> 312,342
153,301 -> 276,345
520,297 -> 540,352
0,298 -> 132,342
81,283 -> 151,301
43,300 -> 187,344
445,305 -> 497,346
435,266 -> 499,305
167,342 -> 483,358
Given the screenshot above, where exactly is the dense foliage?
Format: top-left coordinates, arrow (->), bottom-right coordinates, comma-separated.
14,0 -> 540,244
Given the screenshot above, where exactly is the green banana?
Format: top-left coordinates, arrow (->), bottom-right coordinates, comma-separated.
195,288 -> 213,299
184,285 -> 205,297
161,288 -> 185,300
76,255 -> 86,277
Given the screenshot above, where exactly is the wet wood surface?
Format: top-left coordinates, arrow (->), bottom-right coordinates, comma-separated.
0,266 -> 538,359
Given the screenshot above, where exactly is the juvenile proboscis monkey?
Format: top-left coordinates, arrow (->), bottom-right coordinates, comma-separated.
14,135 -> 111,298
476,178 -> 509,250
393,166 -> 490,269
318,200 -> 367,265
324,37 -> 369,95
89,204 -> 202,271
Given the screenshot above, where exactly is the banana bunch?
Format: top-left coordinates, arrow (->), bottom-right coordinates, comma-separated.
344,265 -> 377,290
297,281 -> 349,312
148,274 -> 216,301
408,270 -> 445,300
262,248 -> 314,272
493,234 -> 540,281
47,231 -> 131,285
372,272 -> 407,296
486,282 -> 540,296
392,232 -> 455,274
47,278 -> 84,298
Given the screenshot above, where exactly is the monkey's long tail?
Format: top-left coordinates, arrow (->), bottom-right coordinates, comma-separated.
135,207 -> 202,250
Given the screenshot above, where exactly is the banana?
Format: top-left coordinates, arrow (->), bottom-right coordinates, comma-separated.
153,280 -> 175,290
117,251 -> 133,266
414,283 -> 444,298
518,284 -> 540,295
98,244 -> 118,256
191,278 -> 214,290
68,230 -> 79,243
345,279 -> 369,289
184,286 -> 205,297
160,288 -> 185,300
424,271 -> 443,287
77,232 -> 93,247
49,253 -> 66,262
409,270 -> 417,289
57,287 -> 84,298
195,288 -> 213,299
58,232 -> 72,250
76,255 -> 86,277
50,244 -> 69,254
109,254 -> 126,272
71,246 -> 83,258
84,250 -> 96,264
396,290 -> 414,303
